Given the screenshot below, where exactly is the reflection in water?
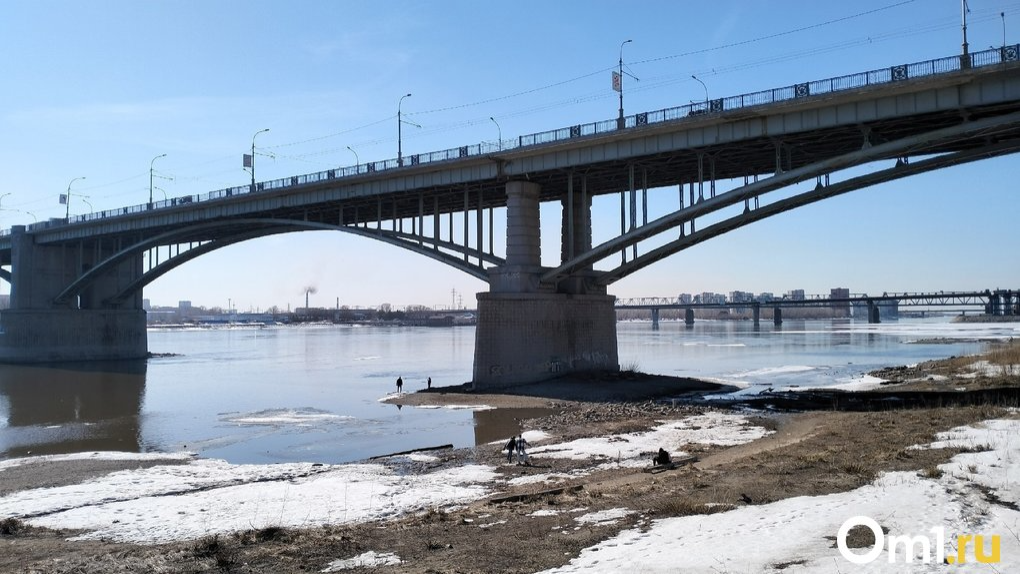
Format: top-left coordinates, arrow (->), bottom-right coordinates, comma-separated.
0,361 -> 146,458
472,407 -> 559,446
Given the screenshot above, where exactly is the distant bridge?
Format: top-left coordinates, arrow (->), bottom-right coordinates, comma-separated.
2,46 -> 1020,386
616,289 -> 1020,327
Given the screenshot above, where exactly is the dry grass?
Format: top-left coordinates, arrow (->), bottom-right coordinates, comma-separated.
987,339 -> 1020,376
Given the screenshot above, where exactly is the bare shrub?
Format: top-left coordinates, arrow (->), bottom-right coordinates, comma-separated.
0,517 -> 25,536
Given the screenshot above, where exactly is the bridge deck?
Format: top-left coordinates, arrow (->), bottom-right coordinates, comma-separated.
3,46 -> 1019,254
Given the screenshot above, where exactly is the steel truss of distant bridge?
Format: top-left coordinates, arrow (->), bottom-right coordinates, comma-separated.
617,289 -> 1020,327
1,46 -> 1019,387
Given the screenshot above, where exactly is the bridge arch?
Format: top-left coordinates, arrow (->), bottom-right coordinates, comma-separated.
53,218 -> 503,307
599,140 -> 1020,284
542,110 -> 1020,285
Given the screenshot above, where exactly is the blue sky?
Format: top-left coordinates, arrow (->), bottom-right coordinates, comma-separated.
2,1 -> 1017,311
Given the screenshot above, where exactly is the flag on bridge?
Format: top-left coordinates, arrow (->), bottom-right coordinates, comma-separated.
59,194 -> 67,205
243,153 -> 252,168
612,71 -> 622,92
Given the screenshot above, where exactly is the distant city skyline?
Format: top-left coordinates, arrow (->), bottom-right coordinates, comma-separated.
3,1 -> 1018,309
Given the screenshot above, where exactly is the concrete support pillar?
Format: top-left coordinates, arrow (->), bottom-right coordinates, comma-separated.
651,308 -> 660,330
560,177 -> 592,264
490,181 -> 544,294
558,177 -> 596,294
867,300 -> 881,323
505,180 -> 541,267
685,308 -> 695,326
752,303 -> 760,327
773,307 -> 783,326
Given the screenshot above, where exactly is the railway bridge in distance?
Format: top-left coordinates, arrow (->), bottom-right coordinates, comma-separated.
617,289 -> 1020,329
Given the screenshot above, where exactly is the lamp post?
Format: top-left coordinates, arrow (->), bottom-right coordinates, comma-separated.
398,93 -> 412,166
149,153 -> 167,204
961,0 -> 970,64
617,39 -> 632,129
490,116 -> 502,151
1002,12 -> 1007,49
64,176 -> 85,220
250,128 -> 269,189
347,146 -> 359,172
692,75 -> 709,109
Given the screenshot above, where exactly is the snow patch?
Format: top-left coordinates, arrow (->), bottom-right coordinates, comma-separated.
574,508 -> 634,525
528,412 -> 770,464
321,551 -> 401,571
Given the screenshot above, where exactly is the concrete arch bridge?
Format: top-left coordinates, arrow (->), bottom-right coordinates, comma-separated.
2,46 -> 1019,387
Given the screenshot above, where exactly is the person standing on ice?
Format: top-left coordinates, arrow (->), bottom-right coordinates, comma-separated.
516,434 -> 530,465
504,435 -> 517,463
396,376 -> 403,394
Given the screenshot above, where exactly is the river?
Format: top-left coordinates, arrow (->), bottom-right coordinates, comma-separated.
0,318 -> 1015,464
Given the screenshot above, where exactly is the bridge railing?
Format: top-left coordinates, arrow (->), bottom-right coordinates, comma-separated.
17,45 -> 1017,236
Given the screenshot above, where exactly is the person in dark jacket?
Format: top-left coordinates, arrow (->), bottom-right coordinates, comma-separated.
504,436 -> 517,463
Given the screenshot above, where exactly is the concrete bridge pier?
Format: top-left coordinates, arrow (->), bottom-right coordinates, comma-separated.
473,181 -> 619,388
773,307 -> 783,326
0,226 -> 147,362
684,308 -> 695,327
651,308 -> 660,330
752,303 -> 760,327
867,300 -> 881,323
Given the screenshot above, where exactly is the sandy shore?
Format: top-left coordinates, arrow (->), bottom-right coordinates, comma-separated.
383,371 -> 735,408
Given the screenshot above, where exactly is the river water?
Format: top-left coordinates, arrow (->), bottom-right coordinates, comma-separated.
0,318 -> 1016,464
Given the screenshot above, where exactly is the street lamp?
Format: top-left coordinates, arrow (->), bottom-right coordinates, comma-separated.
398,93 -> 412,166
490,116 -> 502,151
249,128 -> 269,190
347,145 -> 359,172
617,39 -> 633,129
149,153 -> 167,204
1002,12 -> 1007,49
692,75 -> 709,109
961,0 -> 970,63
64,176 -> 86,220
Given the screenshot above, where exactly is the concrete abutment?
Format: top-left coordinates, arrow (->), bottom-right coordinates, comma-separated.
0,309 -> 147,362
472,292 -> 619,387
0,225 -> 147,363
